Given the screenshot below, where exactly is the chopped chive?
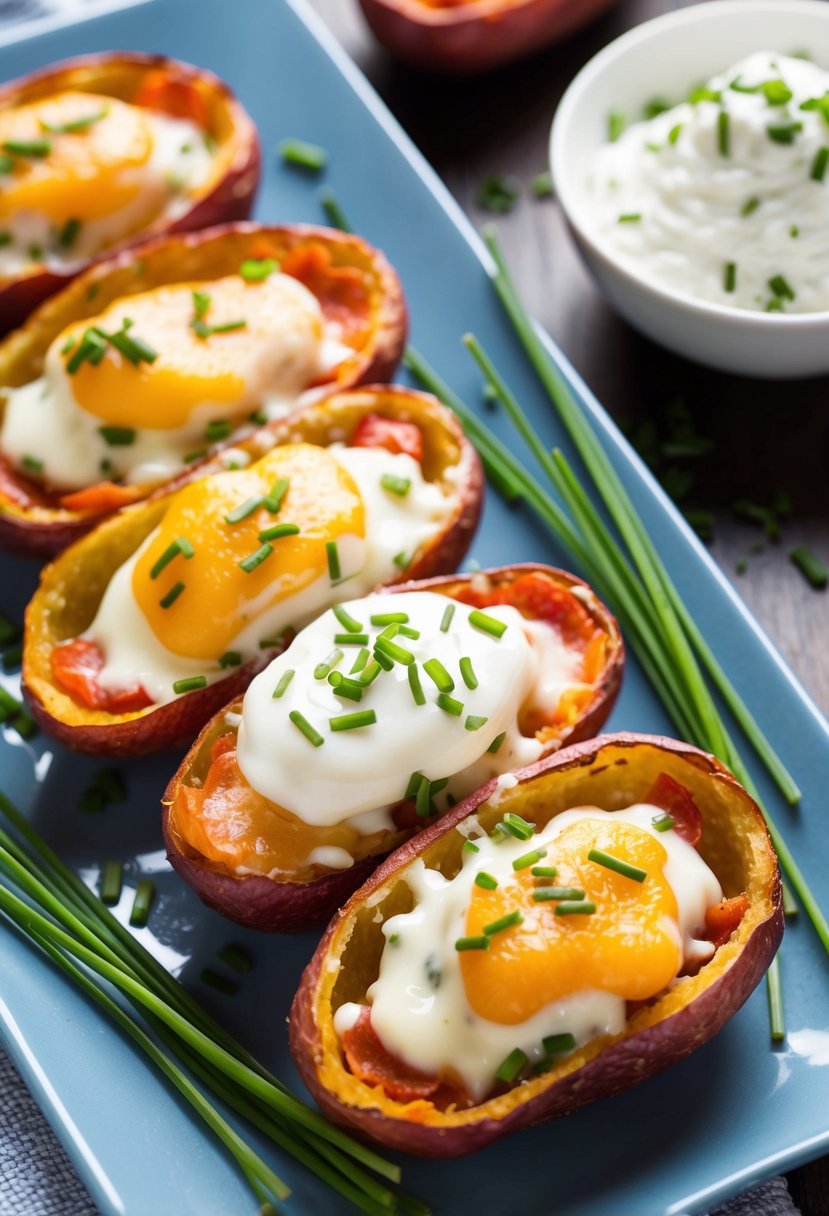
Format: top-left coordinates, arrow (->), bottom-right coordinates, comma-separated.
374,636 -> 415,666
483,909 -> 523,936
349,647 -> 369,674
423,657 -> 454,692
437,692 -> 464,717
477,173 -> 519,215
21,455 -> 43,474
811,147 -> 829,182
249,408 -> 268,426
495,1047 -> 528,1083
405,770 -> 426,799
98,426 -> 136,446
474,871 -> 498,890
40,106 -> 108,134
258,522 -> 300,542
373,648 -> 394,672
767,122 -> 803,144
488,731 -> 506,754
533,886 -> 585,902
415,776 -> 433,818
263,477 -> 289,513
389,933 -> 400,945
129,879 -> 155,927
356,660 -> 382,686
741,196 -> 760,217
280,138 -> 327,171
3,138 -> 51,157
398,625 -> 420,640
502,813 -> 534,841
326,540 -> 341,582
513,847 -> 547,871
588,848 -> 647,883
59,217 -> 81,248
183,449 -> 207,464
617,212 -> 641,224
192,289 -> 211,319
393,551 -> 410,570
380,473 -> 410,497
329,676 -> 362,702
289,710 -> 324,747
333,603 -> 363,633
59,335 -> 76,355
217,944 -> 253,974
200,969 -> 237,996
192,318 -> 247,339
370,612 -> 408,625
668,123 -> 683,146
159,581 -> 185,609
407,662 -> 426,706
455,935 -> 489,952
206,419 -> 233,442
652,812 -> 675,832
531,170 -> 553,199
239,257 -> 278,282
329,709 -> 376,732
531,865 -> 558,878
440,603 -> 456,632
463,840 -> 480,854
464,715 -> 488,731
768,274 -> 795,301
2,644 -> 22,672
555,901 -> 597,916
225,496 -> 262,525
272,669 -> 295,699
334,632 -> 369,646
150,537 -> 195,579
724,262 -> 737,293
468,609 -> 507,639
106,325 -> 158,366
219,651 -> 242,669
543,1033 -> 576,1054
320,188 -> 350,231
789,545 -> 828,589
459,657 -> 478,690
314,649 -> 343,680
607,111 -> 626,142
238,543 -> 273,574
717,109 -> 730,156
172,676 -> 207,694
790,225 -> 800,238
100,861 -> 123,906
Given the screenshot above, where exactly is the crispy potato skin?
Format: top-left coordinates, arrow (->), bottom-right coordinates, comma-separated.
0,52 -> 260,334
289,733 -> 782,1154
358,0 -> 619,74
161,563 -> 623,931
22,386 -> 481,756
0,222 -> 408,556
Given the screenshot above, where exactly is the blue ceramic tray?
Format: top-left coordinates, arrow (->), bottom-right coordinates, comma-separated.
1,2 -> 827,1214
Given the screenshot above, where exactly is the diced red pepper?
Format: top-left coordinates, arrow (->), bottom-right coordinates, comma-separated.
51,638 -> 153,714
704,894 -> 749,948
135,70 -> 209,126
59,481 -> 145,514
281,244 -> 370,346
643,772 -> 703,846
351,413 -> 423,463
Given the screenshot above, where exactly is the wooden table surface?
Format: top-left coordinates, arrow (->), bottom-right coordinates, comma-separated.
309,1 -> 828,1211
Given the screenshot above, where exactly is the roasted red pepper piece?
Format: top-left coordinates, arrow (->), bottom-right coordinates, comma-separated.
705,894 -> 749,948
351,413 -> 423,463
51,638 -> 153,713
643,772 -> 703,846
280,244 -> 370,345
135,70 -> 209,126
342,1007 -> 471,1108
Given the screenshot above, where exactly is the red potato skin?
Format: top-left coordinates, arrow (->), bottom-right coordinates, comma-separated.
358,0 -> 619,75
160,564 -> 623,931
0,52 -> 260,336
22,386 -> 481,757
289,733 -> 783,1154
0,223 -> 408,557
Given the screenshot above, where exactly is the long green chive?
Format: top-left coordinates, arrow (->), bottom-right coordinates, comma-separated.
225,497 -> 262,525
652,812 -> 675,832
495,1048 -> 528,1083
724,262 -> 737,293
100,861 -> 123,906
488,731 -> 506,754
406,662 -> 426,706
440,603 -> 456,632
329,709 -> 376,732
588,848 -> 647,882
219,652 -> 242,669
465,715 -> 487,731
455,935 -> 489,951
40,106 -> 108,134
272,669 -> 295,699
370,613 -> 409,626
289,711 -> 324,747
150,537 -> 195,579
531,865 -> 558,878
374,636 -> 415,666
3,138 -> 51,157
767,955 -> 785,1042
555,901 -> 597,916
380,473 -> 410,497
173,676 -> 207,694
314,649 -> 343,680
333,604 -> 363,633
326,540 -> 341,582
159,581 -> 185,609
263,478 -> 289,513
533,886 -> 585,902
238,544 -> 273,573
468,609 -> 507,638
513,847 -> 547,871
98,426 -> 136,446
350,647 -> 369,674
206,419 -> 233,442
437,693 -> 464,717
239,257 -> 278,282
717,109 -> 730,156
423,658 -> 454,692
334,632 -> 369,646
329,676 -> 362,703
474,872 -> 498,890
258,522 -> 300,542
768,274 -> 795,301
280,138 -> 327,171
201,969 -> 237,996
129,880 -> 155,928
789,546 -> 828,589
483,909 -> 523,936
459,657 -> 478,689
502,813 -> 534,841
217,944 -> 254,974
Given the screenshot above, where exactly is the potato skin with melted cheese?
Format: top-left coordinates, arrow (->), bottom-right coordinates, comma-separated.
289,733 -> 782,1155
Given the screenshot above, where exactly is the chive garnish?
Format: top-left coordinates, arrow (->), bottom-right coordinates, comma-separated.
668,123 -> 683,146
200,969 -> 237,996
326,540 -> 341,582
474,872 -> 498,890
40,106 -> 108,134
555,901 -> 597,916
21,455 -> 43,474
811,147 -> 829,182
380,473 -> 410,497
406,662 -> 426,706
333,603 -> 363,633
483,909 -> 523,936
374,636 -> 415,666
463,840 -> 480,854
129,880 -> 155,928
513,847 -> 547,871
329,675 -> 363,702
238,543 -> 273,573
532,171 -> 553,199
767,121 -> 803,144
423,657 -> 454,692
533,886 -> 585,902
262,477 -> 289,513
617,212 -> 642,224
98,426 -> 135,446
239,257 -> 278,281
455,935 -> 489,952
280,138 -> 328,171
398,625 -> 420,640
330,709 -> 377,731
502,813 -> 534,841
717,109 -> 730,156
159,581 -> 185,609
193,318 -> 247,339
440,603 -> 455,632
106,323 -> 158,367
768,274 -> 795,301
741,196 -> 760,217
464,715 -> 487,731
320,188 -> 350,231
59,217 -> 81,248
206,419 -> 233,443
415,776 -> 433,818
724,262 -> 737,293
543,1033 -> 576,1055
459,656 -> 478,689
531,865 -> 558,878
3,138 -> 50,157
349,647 -> 369,674
588,847 -> 647,883
314,649 -> 343,680
405,771 -> 426,799
334,632 -> 369,646
437,692 -> 464,717
468,609 -> 507,638
488,731 -> 506,754
150,537 -> 195,579
789,545 -> 828,589
172,676 -> 207,694
258,522 -> 300,542
356,659 -> 382,686
225,496 -> 262,525
219,652 -> 242,668
495,1048 -> 528,1083
370,612 -> 408,625
607,111 -> 626,142
652,812 -> 675,832
289,710 -> 324,747
393,551 -> 410,570
477,173 -> 519,215
100,861 -> 123,906
272,669 -> 295,699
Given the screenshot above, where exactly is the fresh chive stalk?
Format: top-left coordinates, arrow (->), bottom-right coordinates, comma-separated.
280,138 -> 328,171
129,880 -> 155,927
588,848 -> 647,883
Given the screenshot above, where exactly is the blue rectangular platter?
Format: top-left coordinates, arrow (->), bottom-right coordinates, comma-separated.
1,1 -> 828,1214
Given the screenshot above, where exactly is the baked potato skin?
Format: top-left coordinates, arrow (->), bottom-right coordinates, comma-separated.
161,563 -> 622,931
289,733 -> 783,1155
357,0 -> 619,75
0,223 -> 408,557
0,52 -> 260,336
22,385 -> 481,757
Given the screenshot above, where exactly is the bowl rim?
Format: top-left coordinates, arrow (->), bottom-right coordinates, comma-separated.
549,0 -> 829,329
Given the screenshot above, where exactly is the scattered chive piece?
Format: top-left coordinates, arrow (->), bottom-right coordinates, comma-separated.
206,419 -> 233,442
483,909 -> 523,936
40,106 -> 108,134
617,212 -> 642,223
217,944 -> 253,974
465,715 -> 488,731
370,612 -> 408,626
320,188 -> 350,231
98,426 -> 136,446
21,455 -> 43,474
374,636 -> 415,666
477,173 -> 519,215
474,872 -> 498,890
811,147 -> 829,182
768,274 -> 795,301
789,545 -> 828,589
100,861 -> 123,906
652,811 -> 675,832
502,813 -> 534,841
326,540 -> 341,582
668,123 -> 683,146
415,776 -> 433,818
3,138 -> 51,157
724,262 -> 737,293
2,644 -> 22,672
555,901 -> 597,916
219,652 -> 242,669
333,603 -> 363,633
59,217 -> 80,248
440,603 -> 456,632
533,886 -> 585,902
225,496 -> 262,525
280,138 -> 327,171
459,657 -> 478,690
238,543 -> 273,574
380,473 -> 410,497
437,692 -> 464,717
289,710 -> 324,747
531,170 -> 553,199
741,196 -> 760,217
334,632 -> 369,646
393,551 -> 410,570
314,649 -> 343,680
423,658 -> 454,692
790,225 -> 800,238
488,731 -> 506,754
356,660 -> 382,687
531,865 -> 558,878
542,1033 -> 576,1055
249,408 -> 268,427
405,770 -> 426,799
495,1048 -> 528,1083
767,121 -> 803,144
389,933 -> 400,945
463,840 -> 480,854
767,955 -> 785,1043
192,289 -> 210,320
329,709 -> 376,732
239,257 -> 277,282
407,662 -> 426,706
329,676 -> 362,702
263,477 -> 289,513
588,848 -> 647,883
192,318 -> 247,339
200,969 -> 237,996
455,935 -> 489,952
513,847 -> 547,871
183,448 -> 207,464
258,522 -> 300,542
172,676 -> 207,694
782,881 -> 799,918
717,109 -> 730,156
150,537 -> 195,579
60,335 -> 76,355
350,647 -> 370,674
468,609 -> 507,639
272,669 -> 295,699
379,623 -> 399,640
398,625 -> 420,640
159,581 -> 185,609
607,111 -> 626,142
129,880 -> 155,928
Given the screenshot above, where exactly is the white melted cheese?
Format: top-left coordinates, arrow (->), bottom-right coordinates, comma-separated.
335,804 -> 722,1102
587,52 -> 829,313
85,447 -> 454,706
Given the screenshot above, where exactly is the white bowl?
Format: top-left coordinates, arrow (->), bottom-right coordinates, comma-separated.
550,0 -> 829,379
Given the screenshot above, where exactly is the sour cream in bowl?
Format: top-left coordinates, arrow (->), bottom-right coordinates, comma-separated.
550,0 -> 829,378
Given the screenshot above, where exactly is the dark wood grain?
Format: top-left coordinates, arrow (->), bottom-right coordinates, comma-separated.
307,2 -> 829,1211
